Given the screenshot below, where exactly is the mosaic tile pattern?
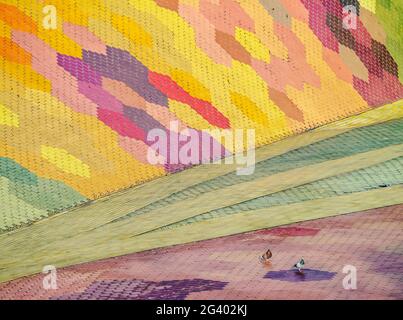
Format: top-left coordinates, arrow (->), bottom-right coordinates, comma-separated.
1,0 -> 402,231
1,204 -> 401,300
157,155 -> 403,230
53,279 -> 228,300
118,118 -> 403,224
0,100 -> 401,280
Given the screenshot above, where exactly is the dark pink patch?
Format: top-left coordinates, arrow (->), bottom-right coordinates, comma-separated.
301,0 -> 339,51
148,71 -> 230,129
354,71 -> 403,106
98,108 -> 146,141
